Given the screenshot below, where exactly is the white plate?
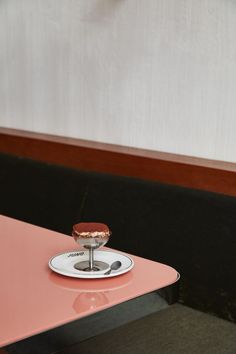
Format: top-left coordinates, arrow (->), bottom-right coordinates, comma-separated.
49,250 -> 134,279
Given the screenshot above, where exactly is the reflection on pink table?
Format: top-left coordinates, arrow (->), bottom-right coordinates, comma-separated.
48,271 -> 133,313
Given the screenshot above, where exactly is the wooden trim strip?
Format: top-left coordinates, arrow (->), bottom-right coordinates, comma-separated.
0,127 -> 236,196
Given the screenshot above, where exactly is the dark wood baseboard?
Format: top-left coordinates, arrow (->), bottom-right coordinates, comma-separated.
0,127 -> 236,196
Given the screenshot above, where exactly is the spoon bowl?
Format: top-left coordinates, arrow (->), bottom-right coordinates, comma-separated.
104,261 -> 122,275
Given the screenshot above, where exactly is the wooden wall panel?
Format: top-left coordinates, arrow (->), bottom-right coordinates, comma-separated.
1,128 -> 236,196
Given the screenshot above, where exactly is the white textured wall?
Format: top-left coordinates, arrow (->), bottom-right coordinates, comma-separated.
1,0 -> 236,162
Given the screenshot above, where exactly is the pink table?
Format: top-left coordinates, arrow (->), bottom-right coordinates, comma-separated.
0,215 -> 179,348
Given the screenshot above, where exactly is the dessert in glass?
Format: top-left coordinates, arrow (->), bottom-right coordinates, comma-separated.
72,222 -> 111,272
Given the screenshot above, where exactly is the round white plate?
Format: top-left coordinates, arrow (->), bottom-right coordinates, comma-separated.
49,250 -> 134,279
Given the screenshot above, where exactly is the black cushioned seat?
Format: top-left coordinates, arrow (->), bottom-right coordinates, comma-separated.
0,153 -> 90,235
56,304 -> 236,354
65,164 -> 236,323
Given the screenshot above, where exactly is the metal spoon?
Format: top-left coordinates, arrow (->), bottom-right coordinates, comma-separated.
104,261 -> 122,275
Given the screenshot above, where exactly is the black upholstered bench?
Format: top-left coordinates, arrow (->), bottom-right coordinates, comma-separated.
1,152 -> 236,353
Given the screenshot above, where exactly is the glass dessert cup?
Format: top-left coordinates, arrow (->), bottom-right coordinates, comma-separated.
73,232 -> 110,272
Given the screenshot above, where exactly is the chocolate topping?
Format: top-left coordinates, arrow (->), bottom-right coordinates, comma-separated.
72,222 -> 111,238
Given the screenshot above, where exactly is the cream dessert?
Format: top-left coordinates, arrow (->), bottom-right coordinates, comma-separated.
72,222 -> 111,249
72,222 -> 112,272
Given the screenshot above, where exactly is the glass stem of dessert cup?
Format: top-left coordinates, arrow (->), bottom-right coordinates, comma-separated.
89,247 -> 95,271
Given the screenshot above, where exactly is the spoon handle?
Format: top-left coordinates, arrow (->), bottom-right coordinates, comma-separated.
104,268 -> 112,275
